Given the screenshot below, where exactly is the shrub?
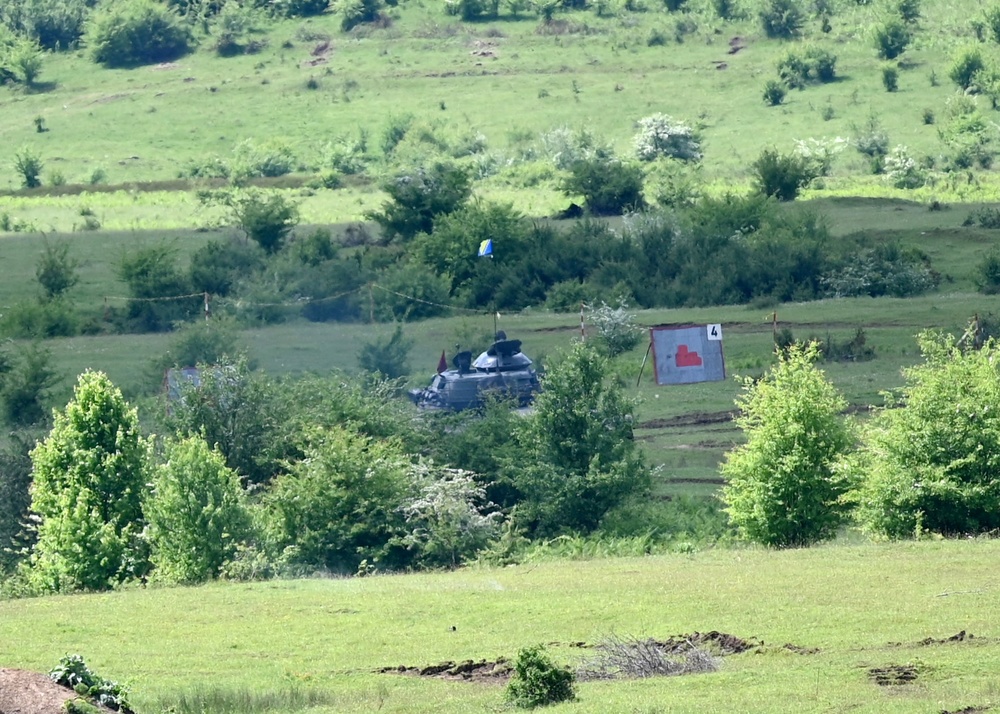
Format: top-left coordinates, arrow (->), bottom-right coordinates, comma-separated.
13,146 -> 43,189
9,39 -> 44,86
577,635 -> 719,680
562,157 -> 645,215
760,0 -> 804,39
721,343 -> 853,547
975,247 -> 1000,294
793,136 -> 847,177
0,299 -> 78,339
25,371 -> 149,592
368,161 -> 472,241
776,46 -> 837,88
263,426 -> 411,573
632,114 -> 702,162
822,243 -> 937,298
587,299 -> 643,357
897,0 -> 920,23
539,126 -> 613,170
230,139 -> 296,181
85,0 -> 192,68
373,262 -> 451,320
188,237 -> 265,296
848,329 -> 1000,538
146,435 -> 252,584
6,0 -> 89,50
357,324 -> 413,378
873,16 -> 911,59
882,63 -> 899,91
36,239 -> 79,301
211,1 -> 263,56
152,318 -> 242,375
160,356 -> 289,487
882,144 -> 925,188
215,188 -> 300,254
949,45 -> 986,90
853,115 -> 890,167
762,78 -> 786,105
644,157 -> 702,208
49,655 -> 132,713
117,242 -> 197,332
985,4 -> 1000,43
510,342 -> 650,536
271,0 -> 330,16
505,645 -> 576,709
751,148 -> 814,201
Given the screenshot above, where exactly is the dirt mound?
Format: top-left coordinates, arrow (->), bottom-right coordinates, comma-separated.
782,643 -> 821,655
653,631 -> 763,655
939,707 -> 991,714
868,664 -> 919,686
378,659 -> 512,682
0,668 -> 114,714
918,631 -> 973,646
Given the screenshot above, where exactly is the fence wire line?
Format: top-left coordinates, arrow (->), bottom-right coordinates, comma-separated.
370,283 -> 485,314
103,283 -> 493,314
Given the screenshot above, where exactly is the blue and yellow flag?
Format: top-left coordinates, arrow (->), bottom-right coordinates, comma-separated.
478,239 -> 493,257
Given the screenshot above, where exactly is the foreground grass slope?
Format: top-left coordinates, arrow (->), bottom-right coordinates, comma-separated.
1,540 -> 998,712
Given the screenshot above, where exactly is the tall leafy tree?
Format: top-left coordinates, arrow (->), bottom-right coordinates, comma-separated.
26,371 -> 149,592
146,435 -> 252,583
721,343 -> 853,547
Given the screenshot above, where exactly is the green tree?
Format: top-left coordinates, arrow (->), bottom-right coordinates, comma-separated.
161,356 -> 289,487
146,435 -> 252,583
117,242 -> 197,332
25,371 -> 149,592
562,157 -> 645,216
36,239 -> 79,302
263,427 -> 411,573
849,329 -> 1000,538
368,161 -> 472,242
221,189 -> 300,255
720,343 -> 853,548
510,342 -> 650,535
0,342 -> 57,427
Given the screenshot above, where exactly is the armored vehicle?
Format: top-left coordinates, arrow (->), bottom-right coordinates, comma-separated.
408,335 -> 540,411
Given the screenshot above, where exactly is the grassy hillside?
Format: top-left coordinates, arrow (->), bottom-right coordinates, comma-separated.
1,539 -> 998,713
1,0 -> 999,199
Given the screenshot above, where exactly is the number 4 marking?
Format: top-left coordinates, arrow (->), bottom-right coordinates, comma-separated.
707,324 -> 722,341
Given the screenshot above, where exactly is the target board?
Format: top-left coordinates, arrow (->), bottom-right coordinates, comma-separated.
650,324 -> 726,385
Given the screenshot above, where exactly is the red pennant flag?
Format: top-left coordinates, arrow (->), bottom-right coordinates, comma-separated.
437,350 -> 448,373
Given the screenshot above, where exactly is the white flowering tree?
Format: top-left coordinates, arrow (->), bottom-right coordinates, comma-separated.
400,462 -> 501,568
883,145 -> 926,188
793,136 -> 848,177
632,114 -> 702,162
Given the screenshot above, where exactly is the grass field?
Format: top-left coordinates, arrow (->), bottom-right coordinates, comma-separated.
2,539 -> 999,713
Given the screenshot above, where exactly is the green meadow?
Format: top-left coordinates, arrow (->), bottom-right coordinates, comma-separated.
2,539 -> 1000,713
5,0 -> 1000,710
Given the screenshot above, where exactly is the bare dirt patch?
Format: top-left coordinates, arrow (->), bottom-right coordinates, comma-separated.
0,668 -> 115,714
782,643 -> 821,655
939,707 -> 991,714
868,664 -> 919,686
653,631 -> 763,655
637,412 -> 736,429
918,630 -> 974,646
377,659 -> 512,682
